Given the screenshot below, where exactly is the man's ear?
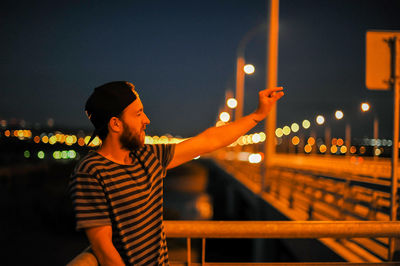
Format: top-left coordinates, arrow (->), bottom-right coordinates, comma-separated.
109,117 -> 122,133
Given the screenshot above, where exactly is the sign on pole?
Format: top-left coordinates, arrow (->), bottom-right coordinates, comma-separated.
366,30 -> 400,261
365,30 -> 400,90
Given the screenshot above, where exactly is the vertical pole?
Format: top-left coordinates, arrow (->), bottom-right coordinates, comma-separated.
345,123 -> 351,156
264,0 -> 280,182
235,56 -> 245,120
373,116 -> 379,158
187,238 -> 191,266
389,36 -> 400,261
325,126 -> 331,155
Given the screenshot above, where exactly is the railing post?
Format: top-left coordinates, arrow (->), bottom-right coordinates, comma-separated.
186,237 -> 191,266
202,238 -> 206,266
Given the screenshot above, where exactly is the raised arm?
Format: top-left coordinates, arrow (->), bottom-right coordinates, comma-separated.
85,225 -> 125,266
167,87 -> 284,169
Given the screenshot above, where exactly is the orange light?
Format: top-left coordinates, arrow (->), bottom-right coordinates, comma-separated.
34,136 -> 40,143
307,137 -> 315,146
78,137 -> 85,146
330,145 -> 338,154
350,146 -> 357,154
337,138 -> 344,146
331,138 -> 337,146
4,130 -> 10,137
304,144 -> 312,153
360,146 -> 366,154
292,136 -> 300,145
42,135 -> 49,144
319,144 -> 327,153
340,146 -> 347,154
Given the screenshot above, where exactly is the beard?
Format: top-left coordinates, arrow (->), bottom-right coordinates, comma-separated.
119,121 -> 144,151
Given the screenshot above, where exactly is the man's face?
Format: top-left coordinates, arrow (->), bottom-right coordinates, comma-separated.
118,97 -> 150,151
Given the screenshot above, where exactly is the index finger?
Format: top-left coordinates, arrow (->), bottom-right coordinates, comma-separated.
263,86 -> 284,97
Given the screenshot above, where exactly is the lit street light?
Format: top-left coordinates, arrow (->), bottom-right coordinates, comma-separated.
226,98 -> 238,109
335,110 -> 344,120
316,115 -> 325,125
361,102 -> 370,112
234,23 -> 266,121
361,102 -> 379,157
243,64 -> 255,75
219,111 -> 230,123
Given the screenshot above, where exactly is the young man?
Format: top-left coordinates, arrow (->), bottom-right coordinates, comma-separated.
68,81 -> 284,265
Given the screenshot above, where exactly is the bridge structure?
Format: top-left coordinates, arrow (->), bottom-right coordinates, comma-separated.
204,144 -> 400,264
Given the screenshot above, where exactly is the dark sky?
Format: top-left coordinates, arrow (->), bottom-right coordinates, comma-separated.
1,0 -> 399,138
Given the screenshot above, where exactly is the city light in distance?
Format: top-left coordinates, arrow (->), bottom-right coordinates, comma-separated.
248,153 -> 263,164
275,128 -> 283,138
335,110 -> 344,120
361,102 -> 370,112
226,98 -> 238,109
302,120 -> 311,129
291,123 -> 299,133
282,126 -> 291,136
243,64 -> 255,74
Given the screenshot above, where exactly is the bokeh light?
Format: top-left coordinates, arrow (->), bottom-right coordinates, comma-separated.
243,64 -> 255,74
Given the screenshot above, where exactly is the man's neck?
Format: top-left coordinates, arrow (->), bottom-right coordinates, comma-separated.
97,138 -> 133,165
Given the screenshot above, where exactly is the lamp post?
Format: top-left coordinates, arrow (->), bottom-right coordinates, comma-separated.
235,23 -> 267,121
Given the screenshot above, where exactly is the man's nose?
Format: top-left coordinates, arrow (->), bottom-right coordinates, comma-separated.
144,113 -> 150,125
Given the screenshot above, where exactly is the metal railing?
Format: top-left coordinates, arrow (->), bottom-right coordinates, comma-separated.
214,156 -> 398,261
67,221 -> 400,266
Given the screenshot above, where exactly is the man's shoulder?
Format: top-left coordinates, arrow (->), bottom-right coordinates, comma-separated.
73,150 -> 105,175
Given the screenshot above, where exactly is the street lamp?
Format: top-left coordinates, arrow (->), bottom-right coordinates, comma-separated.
219,111 -> 230,123
235,23 -> 267,121
226,98 -> 238,109
361,102 -> 379,157
316,115 -> 325,125
335,110 -> 344,120
361,102 -> 370,112
243,64 -> 255,75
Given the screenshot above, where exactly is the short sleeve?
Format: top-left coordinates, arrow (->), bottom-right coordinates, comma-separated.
68,172 -> 111,230
150,144 -> 175,169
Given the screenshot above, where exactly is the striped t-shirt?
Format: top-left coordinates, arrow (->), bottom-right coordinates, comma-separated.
68,144 -> 175,265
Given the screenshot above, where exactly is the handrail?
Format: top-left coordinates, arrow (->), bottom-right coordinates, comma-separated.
165,220 -> 400,239
67,221 -> 400,265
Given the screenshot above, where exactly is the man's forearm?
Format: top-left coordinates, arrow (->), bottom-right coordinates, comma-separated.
198,112 -> 262,153
86,226 -> 125,266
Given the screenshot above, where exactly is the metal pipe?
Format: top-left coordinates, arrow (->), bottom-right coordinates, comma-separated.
164,221 -> 400,239
264,0 -> 280,185
389,35 -> 400,261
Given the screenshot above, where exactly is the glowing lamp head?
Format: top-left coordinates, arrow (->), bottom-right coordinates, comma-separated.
243,64 -> 255,75
361,102 -> 370,112
226,98 -> 238,109
219,111 -> 230,122
316,115 -> 325,125
335,110 -> 344,120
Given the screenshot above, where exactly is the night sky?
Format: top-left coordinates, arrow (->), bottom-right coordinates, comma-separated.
1,0 -> 399,139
